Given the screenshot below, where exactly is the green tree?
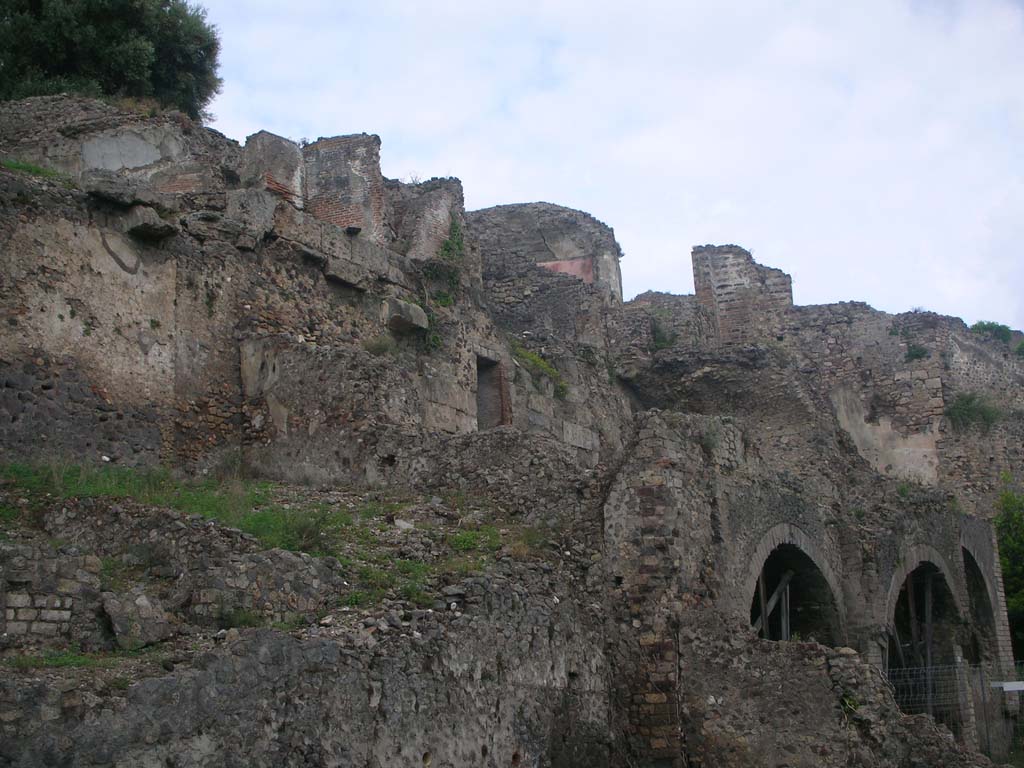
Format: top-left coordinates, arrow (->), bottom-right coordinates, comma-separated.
0,0 -> 221,120
995,485 -> 1024,658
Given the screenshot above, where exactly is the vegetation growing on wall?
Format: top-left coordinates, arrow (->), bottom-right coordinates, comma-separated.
944,392 -> 1001,433
437,217 -> 464,263
970,320 -> 1013,344
904,344 -> 929,362
511,341 -> 568,399
650,317 -> 678,351
0,0 -> 222,119
995,482 -> 1024,658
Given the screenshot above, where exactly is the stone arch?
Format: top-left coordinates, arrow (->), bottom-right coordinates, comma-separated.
884,543 -> 965,624
884,544 -> 968,736
959,531 -> 1000,629
742,523 -> 846,642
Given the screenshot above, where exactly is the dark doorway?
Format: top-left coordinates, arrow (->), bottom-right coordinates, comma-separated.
476,356 -> 504,430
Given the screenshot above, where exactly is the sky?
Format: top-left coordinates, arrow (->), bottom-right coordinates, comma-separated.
201,0 -> 1024,329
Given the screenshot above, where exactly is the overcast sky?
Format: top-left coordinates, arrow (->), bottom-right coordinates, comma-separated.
201,1 -> 1024,329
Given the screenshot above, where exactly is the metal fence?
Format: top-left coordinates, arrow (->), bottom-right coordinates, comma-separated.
888,662 -> 1024,763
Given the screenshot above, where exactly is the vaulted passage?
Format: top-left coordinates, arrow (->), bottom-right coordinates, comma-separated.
886,563 -> 963,735
749,544 -> 840,646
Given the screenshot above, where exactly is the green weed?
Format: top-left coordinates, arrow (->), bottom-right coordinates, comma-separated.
1,158 -> 64,180
944,392 -> 1001,433
512,341 -> 568,400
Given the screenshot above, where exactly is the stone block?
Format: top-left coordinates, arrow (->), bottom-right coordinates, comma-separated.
103,590 -> 173,649
29,621 -> 59,636
6,621 -> 28,635
380,298 -> 428,333
5,593 -> 31,608
39,609 -> 71,622
122,205 -> 178,241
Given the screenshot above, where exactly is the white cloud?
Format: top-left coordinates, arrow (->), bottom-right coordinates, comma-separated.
202,0 -> 1024,328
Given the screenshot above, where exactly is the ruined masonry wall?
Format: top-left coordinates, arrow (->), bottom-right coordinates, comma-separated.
693,244 -> 793,345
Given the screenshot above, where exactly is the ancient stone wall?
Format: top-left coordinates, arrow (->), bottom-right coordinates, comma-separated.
693,243 -> 793,345
302,134 -> 388,243
469,202 -> 624,302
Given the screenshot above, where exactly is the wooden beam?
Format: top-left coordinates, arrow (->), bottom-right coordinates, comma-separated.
758,570 -> 769,639
906,571 -> 924,666
924,572 -> 934,716
781,583 -> 791,641
890,624 -> 907,668
752,570 -> 796,634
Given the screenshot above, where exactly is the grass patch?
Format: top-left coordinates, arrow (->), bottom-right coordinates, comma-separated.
1,462 -> 269,517
1,158 -> 64,179
448,525 -> 501,552
3,645 -> 158,670
944,392 -> 1002,433
511,341 -> 568,400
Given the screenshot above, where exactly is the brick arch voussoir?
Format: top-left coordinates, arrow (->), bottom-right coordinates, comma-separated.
885,543 -> 966,625
740,523 -> 846,629
959,532 -> 1000,627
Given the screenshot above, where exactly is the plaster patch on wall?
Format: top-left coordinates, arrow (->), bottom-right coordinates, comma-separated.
831,386 -> 939,484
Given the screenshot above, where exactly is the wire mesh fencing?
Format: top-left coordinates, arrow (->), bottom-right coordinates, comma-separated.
886,662 -> 1024,762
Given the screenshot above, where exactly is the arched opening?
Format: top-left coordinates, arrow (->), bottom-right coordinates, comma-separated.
749,543 -> 841,645
962,548 -> 997,665
886,562 -> 963,736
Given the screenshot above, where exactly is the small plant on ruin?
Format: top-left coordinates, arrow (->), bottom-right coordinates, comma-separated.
944,392 -> 1001,433
1,158 -> 65,180
1016,341 -> 1024,358
970,320 -> 1013,344
650,317 -> 678,351
218,607 -> 264,629
432,291 -> 454,308
448,525 -> 502,553
437,217 -> 464,263
363,334 -> 397,357
904,344 -> 929,362
511,341 -> 569,400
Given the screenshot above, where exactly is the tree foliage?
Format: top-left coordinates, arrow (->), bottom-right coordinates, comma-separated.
995,485 -> 1024,659
0,0 -> 222,119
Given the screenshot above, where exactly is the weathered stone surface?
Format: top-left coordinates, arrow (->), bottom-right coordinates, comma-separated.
380,298 -> 428,333
0,94 -> 1018,768
102,589 -> 173,649
121,204 -> 178,240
